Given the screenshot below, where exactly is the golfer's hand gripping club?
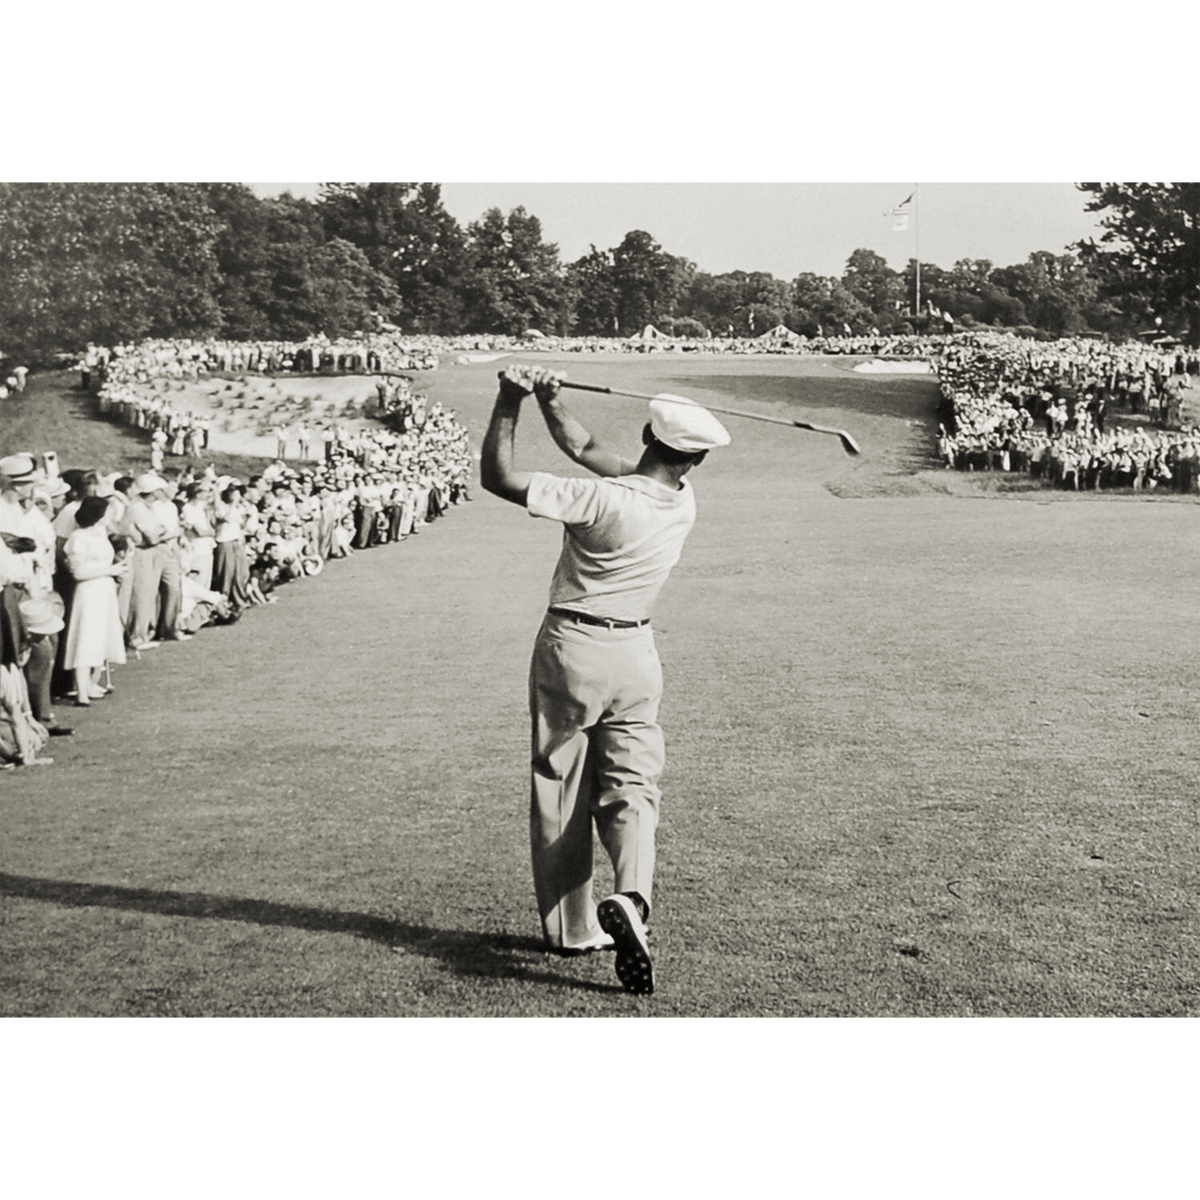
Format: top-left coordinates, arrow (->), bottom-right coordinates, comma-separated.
498,366 -> 563,404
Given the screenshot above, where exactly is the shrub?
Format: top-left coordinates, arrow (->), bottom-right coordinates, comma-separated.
669,316 -> 708,340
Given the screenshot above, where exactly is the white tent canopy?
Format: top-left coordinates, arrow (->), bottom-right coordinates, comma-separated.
757,324 -> 803,343
627,324 -> 667,342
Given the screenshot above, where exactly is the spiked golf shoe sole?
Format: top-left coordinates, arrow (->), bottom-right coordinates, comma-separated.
597,895 -> 654,996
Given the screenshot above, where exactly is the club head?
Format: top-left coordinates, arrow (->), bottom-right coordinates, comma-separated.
840,432 -> 862,456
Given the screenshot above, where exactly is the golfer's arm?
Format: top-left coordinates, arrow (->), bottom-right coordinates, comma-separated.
480,393 -> 533,506
537,394 -> 637,477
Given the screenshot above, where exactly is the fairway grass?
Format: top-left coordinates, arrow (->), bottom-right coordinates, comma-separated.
1,357 -> 1196,1017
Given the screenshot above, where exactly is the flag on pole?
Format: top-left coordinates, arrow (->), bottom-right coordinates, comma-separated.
887,193 -> 913,232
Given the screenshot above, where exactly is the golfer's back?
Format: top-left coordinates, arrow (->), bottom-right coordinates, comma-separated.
527,472 -> 696,622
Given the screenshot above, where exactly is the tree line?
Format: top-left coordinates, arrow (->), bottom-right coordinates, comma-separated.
1,182 -> 1194,360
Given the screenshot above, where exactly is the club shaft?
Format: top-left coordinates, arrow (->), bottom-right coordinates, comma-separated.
558,380 -> 860,451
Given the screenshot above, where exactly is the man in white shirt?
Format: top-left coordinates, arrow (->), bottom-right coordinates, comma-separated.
481,366 -> 729,996
1,456 -> 72,734
124,473 -> 186,647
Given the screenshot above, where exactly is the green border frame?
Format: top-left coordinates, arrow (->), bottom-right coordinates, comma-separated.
4,4 -> 1195,1195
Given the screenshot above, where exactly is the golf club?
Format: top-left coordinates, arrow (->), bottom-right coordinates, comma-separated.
554,379 -> 862,456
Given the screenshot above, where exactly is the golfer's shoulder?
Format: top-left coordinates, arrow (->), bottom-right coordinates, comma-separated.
526,471 -> 611,519
527,471 -> 602,500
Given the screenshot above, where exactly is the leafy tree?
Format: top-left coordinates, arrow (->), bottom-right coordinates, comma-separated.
1075,183 -> 1200,342
256,195 -> 331,338
202,183 -> 279,339
0,182 -> 223,358
611,230 -> 691,335
680,270 -> 791,336
242,195 -> 397,340
841,248 -> 905,328
938,260 -> 1036,327
665,316 -> 709,339
991,251 -> 1102,336
973,283 -> 1029,328
317,182 -> 415,273
459,206 -> 571,335
788,272 -> 872,336
679,271 -> 742,335
317,182 -> 468,333
566,245 -> 619,336
900,259 -> 948,319
307,238 -> 403,338
737,271 -> 792,335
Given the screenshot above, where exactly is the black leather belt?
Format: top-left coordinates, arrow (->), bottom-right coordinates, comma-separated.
548,607 -> 650,630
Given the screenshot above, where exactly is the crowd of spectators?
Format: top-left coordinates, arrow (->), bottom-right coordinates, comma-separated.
933,333 -> 1199,493
8,325 -> 1196,763
0,368 -> 473,766
446,330 -> 937,358
77,333 -> 438,388
88,337 -> 462,469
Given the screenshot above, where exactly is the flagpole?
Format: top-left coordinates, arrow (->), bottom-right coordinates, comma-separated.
914,183 -> 921,320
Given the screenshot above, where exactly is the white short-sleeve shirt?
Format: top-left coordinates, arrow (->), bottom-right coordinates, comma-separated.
526,472 -> 696,622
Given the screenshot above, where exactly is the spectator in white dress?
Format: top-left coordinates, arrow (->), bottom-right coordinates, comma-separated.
62,496 -> 127,707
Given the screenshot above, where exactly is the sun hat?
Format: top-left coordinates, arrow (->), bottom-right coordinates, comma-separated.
32,475 -> 71,500
0,454 -> 38,484
648,395 -> 731,453
19,590 -> 66,636
95,471 -> 123,498
136,472 -> 169,494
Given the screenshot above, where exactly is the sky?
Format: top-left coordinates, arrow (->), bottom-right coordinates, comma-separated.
249,182 -> 1109,281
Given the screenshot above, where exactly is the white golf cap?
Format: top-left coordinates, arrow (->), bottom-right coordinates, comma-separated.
649,394 -> 731,453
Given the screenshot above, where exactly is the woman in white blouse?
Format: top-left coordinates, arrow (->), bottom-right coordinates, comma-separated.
62,496 -> 128,706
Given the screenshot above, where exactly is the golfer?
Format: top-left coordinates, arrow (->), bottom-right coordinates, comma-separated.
481,365 -> 729,995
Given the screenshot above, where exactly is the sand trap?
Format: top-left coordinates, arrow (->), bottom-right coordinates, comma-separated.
131,373 -> 427,459
851,359 -> 933,374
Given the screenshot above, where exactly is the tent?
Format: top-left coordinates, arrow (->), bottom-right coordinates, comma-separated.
628,324 -> 667,342
757,324 -> 803,344
523,329 -> 547,339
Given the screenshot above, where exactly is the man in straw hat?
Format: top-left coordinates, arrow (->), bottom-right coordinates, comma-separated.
481,365 -> 730,996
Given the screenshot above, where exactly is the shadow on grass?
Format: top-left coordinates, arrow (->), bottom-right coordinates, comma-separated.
0,872 -> 619,995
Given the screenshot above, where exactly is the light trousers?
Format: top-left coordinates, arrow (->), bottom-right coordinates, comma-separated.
528,612 -> 663,949
124,546 -> 159,644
